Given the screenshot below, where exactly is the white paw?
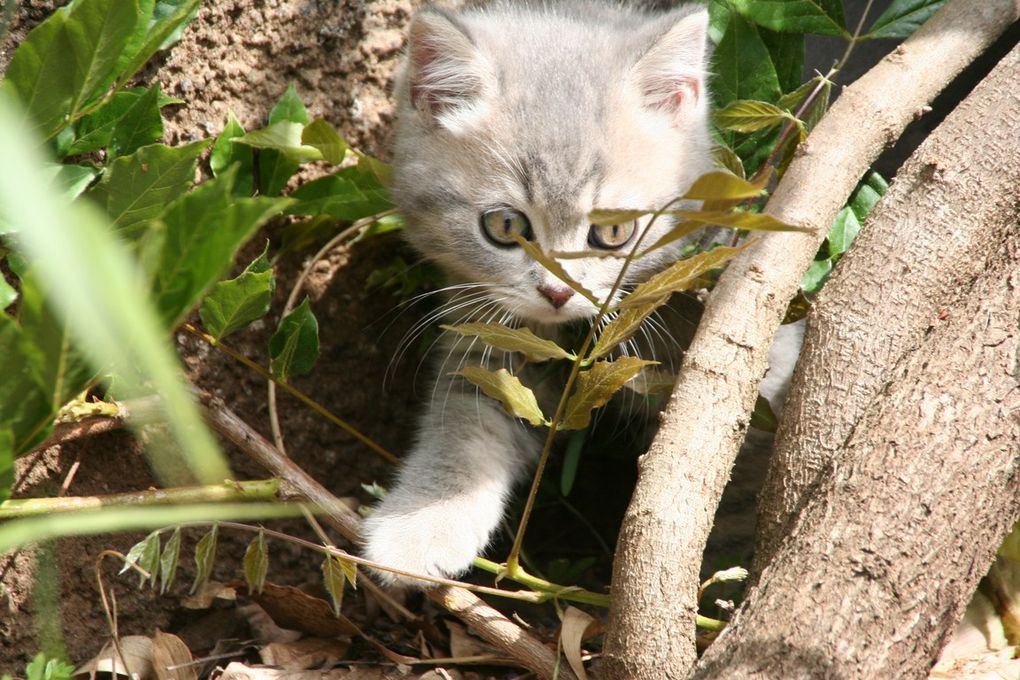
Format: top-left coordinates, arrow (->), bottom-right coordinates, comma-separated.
361,498 -> 499,588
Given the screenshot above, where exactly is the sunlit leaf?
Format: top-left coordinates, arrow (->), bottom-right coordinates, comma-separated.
514,235 -> 600,306
729,0 -> 848,37
191,523 -> 218,595
210,112 -> 254,196
560,357 -> 656,430
243,528 -> 268,595
848,170 -> 888,221
671,209 -> 809,233
269,82 -> 310,125
801,257 -> 833,293
121,529 -> 161,589
827,206 -> 861,258
234,122 -> 323,163
683,170 -> 769,201
89,140 -> 209,236
620,246 -> 745,309
867,0 -> 945,39
67,85 -> 165,156
116,0 -> 203,84
107,82 -> 165,157
301,118 -> 348,165
54,165 -> 100,200
159,525 -> 182,594
713,145 -> 745,179
638,221 -> 704,258
588,209 -> 647,227
285,165 -> 392,220
591,303 -> 666,360
321,554 -> 346,617
199,242 -> 275,341
269,297 -> 320,380
715,100 -> 792,134
441,322 -> 575,362
454,367 -> 547,427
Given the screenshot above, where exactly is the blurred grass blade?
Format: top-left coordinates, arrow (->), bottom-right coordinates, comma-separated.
0,92 -> 229,486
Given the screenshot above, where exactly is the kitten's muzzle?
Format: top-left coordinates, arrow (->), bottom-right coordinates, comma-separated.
537,284 -> 574,310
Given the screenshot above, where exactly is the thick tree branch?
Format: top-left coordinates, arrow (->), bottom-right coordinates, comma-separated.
756,38 -> 1020,571
693,218 -> 1020,679
601,2 -> 1020,677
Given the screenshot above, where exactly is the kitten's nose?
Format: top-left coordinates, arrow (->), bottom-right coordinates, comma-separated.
537,284 -> 574,309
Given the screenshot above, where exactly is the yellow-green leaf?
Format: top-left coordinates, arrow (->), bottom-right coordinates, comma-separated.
715,99 -> 794,133
713,145 -> 745,179
626,366 -> 678,396
191,523 -> 218,595
159,526 -> 182,594
234,121 -> 323,164
243,528 -> 268,595
121,529 -> 160,589
638,221 -> 704,258
591,302 -> 667,360
454,367 -> 547,427
441,323 -> 575,362
1000,522 -> 1020,563
514,235 -> 599,306
681,170 -> 768,201
301,118 -> 348,165
561,357 -> 656,430
670,209 -> 810,233
321,554 -> 347,617
588,208 -> 648,227
620,246 -> 745,310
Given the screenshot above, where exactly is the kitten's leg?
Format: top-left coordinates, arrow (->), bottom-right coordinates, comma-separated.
363,352 -> 538,586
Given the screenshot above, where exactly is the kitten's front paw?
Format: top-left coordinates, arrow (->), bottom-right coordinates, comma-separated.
361,500 -> 497,588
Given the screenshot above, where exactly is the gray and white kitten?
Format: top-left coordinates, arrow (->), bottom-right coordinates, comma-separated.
362,1 -> 792,586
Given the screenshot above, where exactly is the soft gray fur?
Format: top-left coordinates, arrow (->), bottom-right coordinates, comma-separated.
362,0 -> 757,586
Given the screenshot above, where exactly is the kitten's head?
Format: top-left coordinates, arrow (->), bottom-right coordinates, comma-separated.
392,2 -> 713,325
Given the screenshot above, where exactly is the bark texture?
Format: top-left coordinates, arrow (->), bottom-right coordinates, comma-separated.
692,226 -> 1020,679
756,39 -> 1020,571
600,2 -> 1020,678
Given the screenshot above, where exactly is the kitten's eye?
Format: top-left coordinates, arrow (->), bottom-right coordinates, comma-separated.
480,208 -> 532,246
588,221 -> 637,249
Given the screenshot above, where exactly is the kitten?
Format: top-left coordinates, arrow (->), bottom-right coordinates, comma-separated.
362,0 -> 719,586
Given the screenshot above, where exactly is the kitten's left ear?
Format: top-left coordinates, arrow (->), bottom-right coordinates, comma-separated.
633,8 -> 709,117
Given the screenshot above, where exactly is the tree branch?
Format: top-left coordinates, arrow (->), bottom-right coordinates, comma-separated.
601,2 -> 1020,677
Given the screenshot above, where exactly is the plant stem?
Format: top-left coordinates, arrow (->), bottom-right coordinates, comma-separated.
182,322 -> 398,464
0,479 -> 280,519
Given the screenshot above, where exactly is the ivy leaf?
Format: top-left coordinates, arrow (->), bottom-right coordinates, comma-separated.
89,140 -> 209,236
199,242 -> 275,341
715,100 -> 793,134
210,112 -> 254,195
560,358 -> 656,430
591,302 -> 667,360
150,167 -> 290,328
441,323 -> 575,362
513,235 -> 600,306
301,118 -> 348,165
867,0 -> 945,39
454,367 -> 547,427
269,297 -> 320,380
191,523 -> 218,595
3,0 -> 143,137
269,82 -> 310,125
728,0 -> 848,37
121,529 -> 161,589
243,528 -> 269,596
234,122 -> 323,164
620,246 -> 745,310
159,526 -> 182,594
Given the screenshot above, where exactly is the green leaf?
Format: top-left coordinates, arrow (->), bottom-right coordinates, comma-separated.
269,82 -> 310,125
750,394 -> 779,432
302,118 -> 348,164
54,165 -> 99,199
683,170 -> 769,201
150,167 -> 290,327
0,313 -> 56,455
514,235 -> 600,306
159,525 -> 182,594
441,322 -> 575,362
999,522 -> 1020,563
561,357 -> 656,430
588,209 -> 648,227
591,302 -> 666,360
121,529 -> 161,588
707,0 -> 734,44
67,86 -> 163,156
715,100 -> 793,134
199,243 -> 275,341
243,528 -> 269,596
761,28 -> 805,93
3,0 -> 143,137
108,82 -> 164,157
560,430 -> 586,497
670,209 -> 809,233
89,140 -> 209,236
210,112 -> 254,195
258,149 -> 300,196
269,297 -> 320,380
620,246 -> 745,310
826,206 -> 861,258
729,0 -> 848,36
191,523 -> 218,595
454,367 -> 547,426
713,144 -> 746,179
322,555 -> 346,617
867,0 -> 945,39
0,429 -> 12,504
801,257 -> 833,293
115,0 -> 203,84
711,12 -> 783,112
0,279 -> 15,310
234,121 -> 323,163
285,166 -> 393,220
848,170 -> 888,221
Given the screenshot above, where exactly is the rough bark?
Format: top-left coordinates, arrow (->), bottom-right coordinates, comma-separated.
756,39 -> 1020,571
600,2 -> 1020,678
692,224 -> 1020,679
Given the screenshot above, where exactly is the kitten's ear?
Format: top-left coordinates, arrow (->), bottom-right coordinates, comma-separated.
633,8 -> 709,118
405,9 -> 492,127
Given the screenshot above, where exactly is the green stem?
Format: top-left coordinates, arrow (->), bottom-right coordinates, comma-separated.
0,479 -> 280,519
473,557 -> 611,607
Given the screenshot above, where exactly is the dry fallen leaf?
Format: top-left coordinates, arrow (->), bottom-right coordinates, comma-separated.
151,630 -> 196,680
258,637 -> 350,670
75,635 -> 154,680
237,581 -> 359,638
560,607 -> 597,680
180,580 -> 236,610
218,662 -> 384,680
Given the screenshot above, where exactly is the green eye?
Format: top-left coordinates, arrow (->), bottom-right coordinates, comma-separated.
588,221 -> 636,249
481,208 -> 532,246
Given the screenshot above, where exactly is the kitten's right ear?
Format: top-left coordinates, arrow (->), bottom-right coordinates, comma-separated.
406,9 -> 491,127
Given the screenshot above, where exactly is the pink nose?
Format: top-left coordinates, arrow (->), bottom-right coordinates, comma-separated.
538,285 -> 574,309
